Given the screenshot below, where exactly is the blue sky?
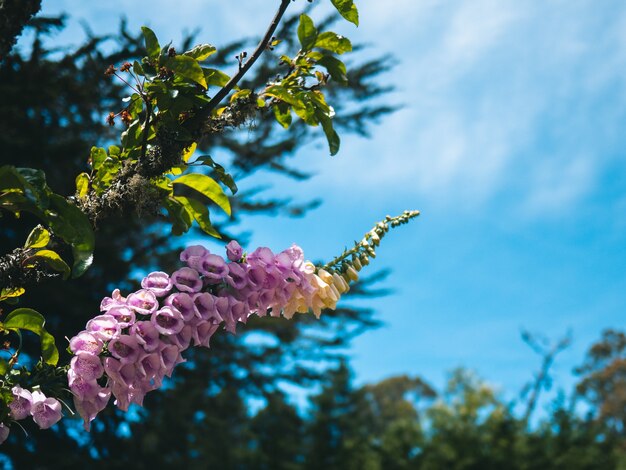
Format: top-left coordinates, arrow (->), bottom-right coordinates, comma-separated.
30,1 -> 626,408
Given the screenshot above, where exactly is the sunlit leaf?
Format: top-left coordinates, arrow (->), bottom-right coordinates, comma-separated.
192,156 -> 238,194
184,44 -> 217,61
203,68 -> 230,87
314,32 -> 352,55
24,225 -> 50,249
173,173 -> 231,216
330,0 -> 359,26
27,249 -> 71,280
75,172 -> 89,199
273,101 -> 292,129
182,142 -> 197,163
141,26 -> 161,60
175,196 -> 221,238
297,14 -> 318,50
2,308 -> 59,366
164,55 -> 208,88
0,287 -> 25,303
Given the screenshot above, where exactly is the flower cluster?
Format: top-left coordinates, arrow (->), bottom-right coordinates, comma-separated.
68,241 -> 357,431
0,386 -> 63,443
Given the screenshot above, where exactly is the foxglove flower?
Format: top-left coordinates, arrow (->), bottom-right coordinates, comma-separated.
141,271 -> 173,297
30,391 -> 62,429
9,386 -> 33,420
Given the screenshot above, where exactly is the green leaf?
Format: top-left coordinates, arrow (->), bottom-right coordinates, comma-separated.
317,55 -> 348,84
265,85 -> 299,107
330,0 -> 359,26
163,197 -> 193,236
0,359 -> 9,375
273,101 -> 293,129
184,44 -> 217,61
230,89 -> 252,103
90,147 -> 107,171
182,143 -> 197,163
3,308 -> 59,366
27,249 -> 71,280
75,172 -> 90,199
164,56 -> 207,89
24,225 -> 50,249
192,156 -> 238,194
297,14 -> 318,50
141,26 -> 161,60
173,173 -> 231,216
0,287 -> 25,303
314,32 -> 352,54
175,196 -> 221,238
316,109 -> 341,156
46,194 -> 95,277
203,68 -> 230,87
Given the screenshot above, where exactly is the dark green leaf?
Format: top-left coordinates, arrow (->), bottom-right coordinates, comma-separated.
330,0 -> 359,26
297,14 -> 318,50
141,26 -> 161,60
3,308 -> 59,366
173,173 -> 231,216
318,55 -> 348,84
46,194 -> 95,277
316,109 -> 341,156
163,197 -> 193,236
164,55 -> 208,88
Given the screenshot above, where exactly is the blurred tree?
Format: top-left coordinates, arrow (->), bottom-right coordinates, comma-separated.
575,329 -> 626,437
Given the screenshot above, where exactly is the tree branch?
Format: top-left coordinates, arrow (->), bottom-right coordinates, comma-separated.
186,0 -> 292,131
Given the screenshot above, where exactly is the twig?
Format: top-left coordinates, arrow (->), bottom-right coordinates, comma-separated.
186,0 -> 292,131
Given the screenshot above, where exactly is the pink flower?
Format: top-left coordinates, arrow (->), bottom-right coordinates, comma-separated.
74,387 -> 110,432
86,315 -> 120,342
9,386 -> 33,420
151,306 -> 185,336
106,306 -> 136,328
141,271 -> 173,297
180,245 -> 209,270
69,331 -> 104,355
68,369 -> 101,402
164,292 -> 196,321
130,321 -> 161,352
199,254 -> 228,283
108,335 -> 142,364
192,293 -> 218,322
71,352 -> 104,381
225,262 -> 248,290
30,391 -> 62,429
171,267 -> 203,293
226,240 -> 243,262
126,289 -> 159,316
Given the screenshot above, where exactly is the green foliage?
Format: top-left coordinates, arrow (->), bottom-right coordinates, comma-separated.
330,0 -> 360,26
1,308 -> 59,365
0,166 -> 94,278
